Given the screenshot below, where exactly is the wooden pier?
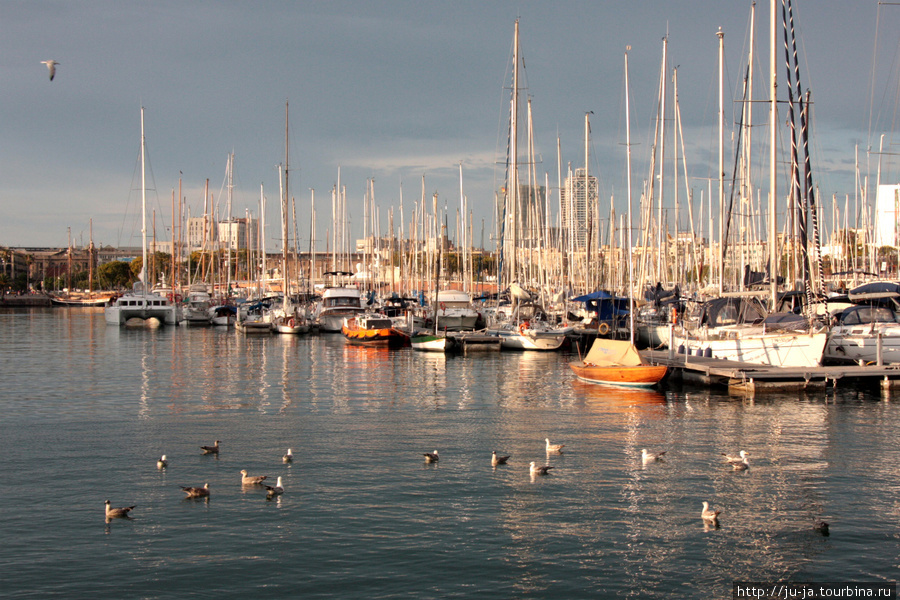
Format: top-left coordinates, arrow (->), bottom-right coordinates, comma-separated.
643,349 -> 900,394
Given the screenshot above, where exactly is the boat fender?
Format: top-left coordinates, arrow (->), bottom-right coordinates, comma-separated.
440,302 -> 446,312
598,322 -> 610,335
670,306 -> 678,324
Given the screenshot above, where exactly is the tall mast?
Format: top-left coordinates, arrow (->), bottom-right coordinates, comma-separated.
140,106 -> 148,297
769,0 -> 778,307
625,47 -> 635,344
717,28 -> 725,295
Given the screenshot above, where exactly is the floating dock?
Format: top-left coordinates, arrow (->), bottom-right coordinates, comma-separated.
643,349 -> 900,394
449,332 -> 501,353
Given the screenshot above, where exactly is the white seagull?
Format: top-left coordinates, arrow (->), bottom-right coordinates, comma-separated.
641,449 -> 666,463
423,450 -> 439,463
530,461 -> 554,476
240,470 -> 268,485
701,501 -> 721,522
265,476 -> 284,498
41,60 -> 59,81
545,438 -> 565,453
157,455 -> 168,469
283,449 -> 293,463
731,455 -> 750,471
722,450 -> 748,464
105,499 -> 135,519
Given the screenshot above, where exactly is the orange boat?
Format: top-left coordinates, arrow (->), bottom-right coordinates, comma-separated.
569,339 -> 667,388
342,313 -> 410,348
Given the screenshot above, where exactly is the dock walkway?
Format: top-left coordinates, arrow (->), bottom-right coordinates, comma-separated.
643,349 -> 900,393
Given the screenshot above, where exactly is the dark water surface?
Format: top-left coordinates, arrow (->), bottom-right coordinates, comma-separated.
1,308 -> 898,598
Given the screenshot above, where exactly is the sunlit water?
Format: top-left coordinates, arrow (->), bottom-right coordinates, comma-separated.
1,308 -> 898,598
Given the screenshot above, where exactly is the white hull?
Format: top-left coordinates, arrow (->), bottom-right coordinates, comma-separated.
672,329 -> 827,368
410,334 -> 454,352
825,327 -> 900,364
318,310 -> 364,333
105,295 -> 179,326
489,328 -> 568,351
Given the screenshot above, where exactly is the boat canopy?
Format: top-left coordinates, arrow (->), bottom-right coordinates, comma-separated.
848,282 -> 900,303
699,297 -> 767,328
583,339 -> 644,367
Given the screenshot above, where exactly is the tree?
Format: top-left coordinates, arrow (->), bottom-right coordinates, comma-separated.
98,261 -> 134,289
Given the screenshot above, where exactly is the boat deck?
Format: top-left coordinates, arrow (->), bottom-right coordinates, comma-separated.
643,349 -> 900,393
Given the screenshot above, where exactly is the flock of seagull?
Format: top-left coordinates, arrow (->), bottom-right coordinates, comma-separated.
104,438 -> 828,535
103,440 -> 291,522
638,447 -> 751,527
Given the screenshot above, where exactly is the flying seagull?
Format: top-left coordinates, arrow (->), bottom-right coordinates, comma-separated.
105,499 -> 135,519
423,450 -> 439,463
240,470 -> 268,485
41,60 -> 59,81
492,450 -> 511,466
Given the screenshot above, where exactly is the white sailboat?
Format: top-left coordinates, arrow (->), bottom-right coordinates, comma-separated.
105,107 -> 179,327
671,11 -> 826,368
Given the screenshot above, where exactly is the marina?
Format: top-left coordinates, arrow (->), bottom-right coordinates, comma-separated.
6,1 -> 900,596
2,307 -> 899,599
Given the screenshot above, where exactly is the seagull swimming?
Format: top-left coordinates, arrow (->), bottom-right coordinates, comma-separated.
814,519 -> 830,536
181,483 -> 210,498
240,470 -> 268,485
732,455 -> 750,471
423,450 -> 439,463
40,60 -> 59,81
283,449 -> 293,463
701,501 -> 721,522
530,461 -> 554,476
157,455 -> 168,469
105,499 -> 135,519
201,440 -> 220,454
722,450 -> 748,464
641,449 -> 666,462
492,450 -> 511,466
545,438 -> 565,453
265,476 -> 284,498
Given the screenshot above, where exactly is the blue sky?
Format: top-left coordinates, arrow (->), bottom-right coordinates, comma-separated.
0,1 -> 893,251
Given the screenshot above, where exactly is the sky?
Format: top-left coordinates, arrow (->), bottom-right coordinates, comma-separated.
1,0 -> 896,252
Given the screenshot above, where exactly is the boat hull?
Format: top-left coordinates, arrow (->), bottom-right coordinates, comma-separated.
410,334 -> 455,352
671,330 -> 827,368
569,361 -> 668,388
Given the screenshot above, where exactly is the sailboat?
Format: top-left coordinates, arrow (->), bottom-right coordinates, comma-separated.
271,102 -> 307,335
411,214 -> 456,352
670,7 -> 827,368
105,107 -> 179,326
569,48 -> 667,388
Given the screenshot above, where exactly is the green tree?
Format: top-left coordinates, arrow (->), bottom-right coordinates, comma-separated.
98,261 -> 134,289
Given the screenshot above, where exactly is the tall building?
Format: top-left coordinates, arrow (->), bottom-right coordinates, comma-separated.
218,217 -> 258,252
560,166 -> 597,250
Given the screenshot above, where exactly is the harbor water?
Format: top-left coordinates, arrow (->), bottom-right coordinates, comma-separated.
1,308 -> 898,598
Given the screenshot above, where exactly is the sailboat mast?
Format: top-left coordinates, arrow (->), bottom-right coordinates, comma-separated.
769,0 -> 778,307
140,106 -> 148,297
717,28 -> 725,295
625,47 -> 636,344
